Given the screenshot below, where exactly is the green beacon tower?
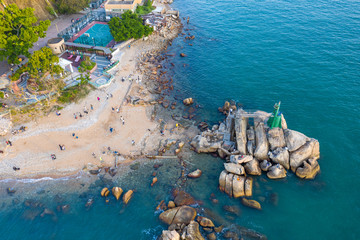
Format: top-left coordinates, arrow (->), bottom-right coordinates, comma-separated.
267,101 -> 282,129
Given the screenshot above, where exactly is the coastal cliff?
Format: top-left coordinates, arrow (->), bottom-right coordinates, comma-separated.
0,0 -> 55,20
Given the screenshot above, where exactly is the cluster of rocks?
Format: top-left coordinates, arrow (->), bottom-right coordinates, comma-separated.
157,191 -> 223,240
100,187 -> 133,204
190,106 -> 321,181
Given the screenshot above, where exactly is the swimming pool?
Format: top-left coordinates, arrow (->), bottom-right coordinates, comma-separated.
73,23 -> 113,47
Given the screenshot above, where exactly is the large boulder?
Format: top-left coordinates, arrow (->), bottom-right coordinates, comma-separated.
281,114 -> 287,129
267,127 -> 286,150
296,158 -> 320,179
190,133 -> 222,153
188,169 -> 202,178
290,139 -> 320,172
183,98 -> 193,105
267,164 -> 287,179
235,110 -> 248,155
225,173 -> 234,197
123,190 -> 133,204
174,191 -> 196,206
230,155 -> 253,164
160,206 -> 197,225
244,177 -> 253,197
112,187 -> 123,200
269,147 -> 290,169
160,230 -> 180,240
182,220 -> 205,240
172,206 -> 197,225
283,129 -> 309,152
219,170 -> 227,192
224,163 -> 245,175
232,175 -> 246,198
254,121 -> 269,160
244,159 -> 262,175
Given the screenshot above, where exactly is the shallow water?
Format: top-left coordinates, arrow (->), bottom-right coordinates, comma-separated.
1,0 -> 360,239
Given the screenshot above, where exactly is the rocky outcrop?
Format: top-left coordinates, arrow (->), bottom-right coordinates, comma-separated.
224,163 -> 245,175
230,154 -> 253,164
244,159 -> 262,175
219,171 -> 252,198
190,132 -> 223,153
159,206 -> 197,225
267,127 -> 286,150
197,216 -> 215,228
254,121 -> 269,160
182,220 -> 205,240
160,230 -> 180,240
267,164 -> 287,179
290,138 -> 320,171
269,147 -> 290,169
284,129 -> 309,152
101,188 -> 110,197
295,158 -> 320,179
232,175 -> 246,198
246,127 -> 255,155
235,110 -> 248,155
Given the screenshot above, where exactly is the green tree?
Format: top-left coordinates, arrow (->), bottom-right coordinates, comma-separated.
55,0 -> 90,14
108,11 -> 153,42
0,4 -> 51,64
27,47 -> 62,77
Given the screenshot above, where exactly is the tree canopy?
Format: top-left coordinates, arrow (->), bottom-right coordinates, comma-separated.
54,0 -> 90,14
108,11 -> 153,42
0,4 -> 51,64
27,47 -> 62,77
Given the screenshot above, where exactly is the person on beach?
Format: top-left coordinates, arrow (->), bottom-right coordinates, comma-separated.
91,104 -> 93,110
74,113 -> 77,119
97,97 -> 100,101
116,107 -> 120,113
110,127 -> 114,133
13,166 -> 20,171
131,140 -> 135,145
6,140 -> 12,146
56,111 -> 61,116
106,94 -> 109,100
59,144 -> 63,150
84,106 -> 88,114
51,154 -> 56,160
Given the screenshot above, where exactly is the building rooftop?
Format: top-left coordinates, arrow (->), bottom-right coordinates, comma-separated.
106,0 -> 134,4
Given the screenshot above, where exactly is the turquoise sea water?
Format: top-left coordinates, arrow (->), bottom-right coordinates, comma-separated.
1,0 -> 360,239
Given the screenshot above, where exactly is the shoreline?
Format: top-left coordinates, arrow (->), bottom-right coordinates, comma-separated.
0,13 -> 188,181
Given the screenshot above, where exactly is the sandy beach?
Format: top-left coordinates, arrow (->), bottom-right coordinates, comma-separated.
0,17 -> 190,180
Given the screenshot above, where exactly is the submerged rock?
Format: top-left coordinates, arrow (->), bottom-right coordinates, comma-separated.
183,97 -> 193,105
241,198 -> 262,210
197,216 -> 215,228
174,191 -> 196,206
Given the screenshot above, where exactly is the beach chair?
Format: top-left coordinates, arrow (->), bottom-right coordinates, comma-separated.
75,55 -> 81,62
67,54 -> 73,59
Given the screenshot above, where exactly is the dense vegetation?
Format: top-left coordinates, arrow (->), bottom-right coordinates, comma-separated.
135,0 -> 155,15
27,47 -> 63,77
108,11 -> 153,42
78,56 -> 96,73
0,4 -> 50,64
54,0 -> 90,14
58,74 -> 92,103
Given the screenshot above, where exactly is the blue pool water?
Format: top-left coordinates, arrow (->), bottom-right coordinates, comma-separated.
1,0 -> 360,239
74,23 -> 113,47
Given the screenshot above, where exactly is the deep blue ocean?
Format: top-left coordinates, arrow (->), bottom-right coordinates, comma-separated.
1,0 -> 360,239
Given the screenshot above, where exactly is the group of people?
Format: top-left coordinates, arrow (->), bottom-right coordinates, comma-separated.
73,104 -> 94,119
